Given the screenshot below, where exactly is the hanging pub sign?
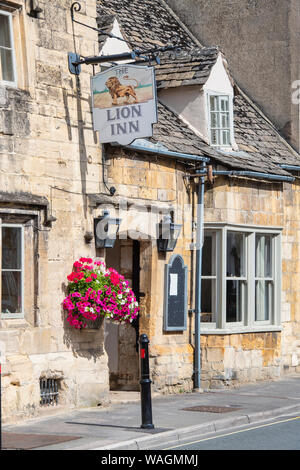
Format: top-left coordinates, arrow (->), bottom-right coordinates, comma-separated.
91,64 -> 158,145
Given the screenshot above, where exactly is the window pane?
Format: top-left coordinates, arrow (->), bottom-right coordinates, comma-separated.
220,97 -> 229,111
2,226 -> 22,269
210,95 -> 219,111
227,232 -> 245,277
0,47 -> 14,82
202,233 -> 216,276
2,271 -> 22,313
221,113 -> 230,128
256,234 -> 272,278
201,279 -> 216,323
211,129 -> 219,145
255,280 -> 272,321
226,280 -> 243,322
0,15 -> 12,48
222,130 -> 231,146
210,112 -> 219,128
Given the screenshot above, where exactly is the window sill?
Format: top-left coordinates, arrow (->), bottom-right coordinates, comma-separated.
0,317 -> 30,329
199,325 -> 282,335
0,81 -> 18,89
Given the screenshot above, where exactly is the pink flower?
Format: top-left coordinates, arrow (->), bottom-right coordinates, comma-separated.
64,257 -> 139,328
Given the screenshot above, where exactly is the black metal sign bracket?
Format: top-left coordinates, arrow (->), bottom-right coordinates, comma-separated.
68,1 -> 181,75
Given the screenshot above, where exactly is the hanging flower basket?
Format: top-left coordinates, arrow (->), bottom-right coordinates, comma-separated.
63,258 -> 139,330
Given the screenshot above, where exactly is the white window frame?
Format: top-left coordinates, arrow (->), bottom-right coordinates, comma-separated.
1,223 -> 24,319
201,223 -> 282,334
206,92 -> 234,149
201,230 -> 220,327
0,9 -> 17,87
225,230 -> 247,327
254,233 -> 275,325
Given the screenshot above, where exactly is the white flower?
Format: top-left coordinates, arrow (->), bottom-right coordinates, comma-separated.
117,294 -> 122,299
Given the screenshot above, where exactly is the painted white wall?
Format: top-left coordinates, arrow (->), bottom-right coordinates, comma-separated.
159,85 -> 209,142
99,19 -> 133,64
204,54 -> 233,96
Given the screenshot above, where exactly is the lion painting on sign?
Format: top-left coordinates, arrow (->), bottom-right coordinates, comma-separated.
105,76 -> 138,106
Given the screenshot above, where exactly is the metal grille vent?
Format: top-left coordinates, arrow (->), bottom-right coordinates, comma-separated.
40,378 -> 59,406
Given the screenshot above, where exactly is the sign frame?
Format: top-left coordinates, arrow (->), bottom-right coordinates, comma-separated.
91,64 -> 158,145
163,254 -> 188,332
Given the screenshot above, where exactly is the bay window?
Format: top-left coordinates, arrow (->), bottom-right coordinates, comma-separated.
201,224 -> 281,331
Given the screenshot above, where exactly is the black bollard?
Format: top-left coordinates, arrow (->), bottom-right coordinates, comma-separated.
139,334 -> 154,429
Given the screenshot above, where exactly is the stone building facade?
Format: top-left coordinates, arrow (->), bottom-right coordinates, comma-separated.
0,0 -> 109,423
97,0 -> 300,393
1,0 -> 300,425
165,0 -> 300,152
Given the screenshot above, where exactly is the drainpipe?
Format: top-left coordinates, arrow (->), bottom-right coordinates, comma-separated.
117,143 -> 211,164
194,164 -> 206,390
194,169 -> 295,183
278,164 -> 300,172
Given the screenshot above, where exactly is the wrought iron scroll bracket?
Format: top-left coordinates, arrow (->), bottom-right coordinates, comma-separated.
68,1 -> 181,75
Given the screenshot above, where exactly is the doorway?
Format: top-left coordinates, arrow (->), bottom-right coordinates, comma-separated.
104,239 -> 140,390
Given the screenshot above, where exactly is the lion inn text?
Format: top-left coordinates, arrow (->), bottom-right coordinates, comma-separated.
107,105 -> 142,137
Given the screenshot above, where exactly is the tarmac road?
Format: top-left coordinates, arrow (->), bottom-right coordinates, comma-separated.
3,375 -> 300,450
163,415 -> 300,450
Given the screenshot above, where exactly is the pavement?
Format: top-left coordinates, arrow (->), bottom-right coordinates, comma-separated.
2,374 -> 300,450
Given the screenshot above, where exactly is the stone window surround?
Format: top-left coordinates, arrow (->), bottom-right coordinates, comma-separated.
1,221 -> 24,318
201,222 -> 282,334
0,208 -> 39,323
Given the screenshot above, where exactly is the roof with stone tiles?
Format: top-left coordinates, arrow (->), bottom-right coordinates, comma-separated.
233,91 -> 300,168
151,101 -> 291,176
97,0 -> 300,175
97,0 -> 197,51
155,47 -> 220,90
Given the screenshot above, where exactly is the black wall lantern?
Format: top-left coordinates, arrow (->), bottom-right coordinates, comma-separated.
94,210 -> 121,249
157,214 -> 182,253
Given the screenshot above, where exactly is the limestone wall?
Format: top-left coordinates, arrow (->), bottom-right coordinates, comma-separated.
201,176 -> 300,389
1,0 -> 300,423
106,147 -> 195,393
0,0 -> 109,423
106,148 -> 300,392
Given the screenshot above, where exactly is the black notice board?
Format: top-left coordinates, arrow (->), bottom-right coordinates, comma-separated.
163,254 -> 188,331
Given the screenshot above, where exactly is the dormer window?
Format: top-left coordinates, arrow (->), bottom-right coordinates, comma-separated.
209,95 -> 232,147
0,10 -> 17,86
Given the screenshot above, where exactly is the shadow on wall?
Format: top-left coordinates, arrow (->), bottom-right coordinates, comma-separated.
61,281 -> 106,363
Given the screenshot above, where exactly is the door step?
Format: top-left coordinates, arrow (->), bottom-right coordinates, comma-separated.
109,391 -> 140,404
